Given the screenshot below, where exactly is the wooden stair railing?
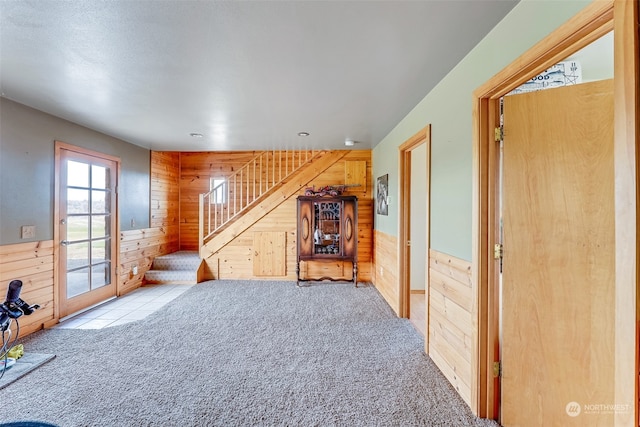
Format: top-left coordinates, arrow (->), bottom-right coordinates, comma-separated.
200,150 -> 350,259
198,150 -> 320,249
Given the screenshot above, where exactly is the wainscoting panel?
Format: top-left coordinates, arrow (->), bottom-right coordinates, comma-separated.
0,241 -> 56,337
372,230 -> 399,315
428,249 -> 473,406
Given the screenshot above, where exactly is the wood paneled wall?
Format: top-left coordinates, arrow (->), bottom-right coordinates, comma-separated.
151,151 -> 180,229
253,231 -> 287,276
200,151 -> 373,282
179,151 -> 259,250
372,230 -> 399,315
0,241 -> 56,337
428,248 -> 473,406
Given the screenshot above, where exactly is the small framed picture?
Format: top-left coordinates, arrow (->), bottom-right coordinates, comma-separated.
376,174 -> 388,216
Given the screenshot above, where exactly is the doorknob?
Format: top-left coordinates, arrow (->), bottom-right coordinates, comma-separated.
60,240 -> 69,246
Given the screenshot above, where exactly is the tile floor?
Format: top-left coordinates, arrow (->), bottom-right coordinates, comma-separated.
55,284 -> 195,330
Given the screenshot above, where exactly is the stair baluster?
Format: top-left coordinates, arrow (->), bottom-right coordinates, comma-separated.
198,150 -> 320,249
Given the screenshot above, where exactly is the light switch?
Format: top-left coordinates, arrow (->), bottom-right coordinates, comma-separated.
21,225 -> 36,239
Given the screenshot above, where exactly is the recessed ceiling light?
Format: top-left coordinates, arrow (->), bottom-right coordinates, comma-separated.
297,132 -> 310,137
190,132 -> 204,138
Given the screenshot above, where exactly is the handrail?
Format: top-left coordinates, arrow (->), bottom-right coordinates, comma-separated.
199,150 -> 319,248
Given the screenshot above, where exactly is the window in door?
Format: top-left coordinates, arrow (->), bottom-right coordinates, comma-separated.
65,160 -> 112,298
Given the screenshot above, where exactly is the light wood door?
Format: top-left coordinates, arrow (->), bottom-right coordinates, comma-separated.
56,144 -> 118,318
501,79 -> 614,426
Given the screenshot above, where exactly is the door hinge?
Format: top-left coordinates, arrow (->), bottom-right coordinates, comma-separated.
494,126 -> 503,142
493,243 -> 503,260
493,361 -> 501,378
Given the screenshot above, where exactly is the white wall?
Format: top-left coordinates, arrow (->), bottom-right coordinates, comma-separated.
410,143 -> 427,290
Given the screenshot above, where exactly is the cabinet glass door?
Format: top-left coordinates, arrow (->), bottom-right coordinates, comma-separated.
313,201 -> 341,255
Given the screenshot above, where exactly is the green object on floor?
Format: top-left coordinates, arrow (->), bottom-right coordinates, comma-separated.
5,344 -> 24,360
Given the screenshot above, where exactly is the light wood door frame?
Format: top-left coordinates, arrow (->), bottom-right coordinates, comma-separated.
471,0 -> 639,423
398,125 -> 431,328
54,141 -> 121,319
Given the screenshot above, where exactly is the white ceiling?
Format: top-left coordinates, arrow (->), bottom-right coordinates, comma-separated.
0,0 -> 519,151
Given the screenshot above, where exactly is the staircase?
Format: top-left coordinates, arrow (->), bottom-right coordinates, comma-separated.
144,251 -> 205,285
199,150 -> 321,248
199,149 -> 350,259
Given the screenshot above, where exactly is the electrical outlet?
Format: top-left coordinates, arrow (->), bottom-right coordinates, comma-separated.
379,266 -> 384,277
130,218 -> 136,227
132,265 -> 138,275
21,225 -> 36,239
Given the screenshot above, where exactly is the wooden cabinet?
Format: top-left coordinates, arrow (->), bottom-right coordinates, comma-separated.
296,195 -> 358,286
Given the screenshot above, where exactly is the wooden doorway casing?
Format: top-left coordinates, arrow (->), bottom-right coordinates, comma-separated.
398,125 -> 431,335
471,0 -> 639,424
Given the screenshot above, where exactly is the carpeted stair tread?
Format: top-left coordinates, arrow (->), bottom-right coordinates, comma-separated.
144,270 -> 198,281
144,251 -> 202,284
148,251 -> 201,271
